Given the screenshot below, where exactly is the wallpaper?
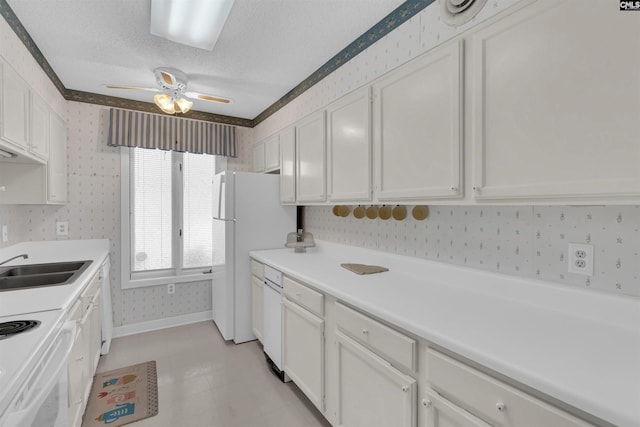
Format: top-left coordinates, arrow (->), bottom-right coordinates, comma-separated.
305,205 -> 640,297
0,102 -> 253,326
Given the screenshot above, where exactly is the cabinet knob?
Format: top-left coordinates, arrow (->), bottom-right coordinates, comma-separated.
402,385 -> 409,392
361,328 -> 369,335
450,186 -> 457,192
473,186 -> 480,192
496,402 -> 507,412
421,398 -> 432,408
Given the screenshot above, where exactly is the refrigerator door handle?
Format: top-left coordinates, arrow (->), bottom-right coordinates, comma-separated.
213,217 -> 236,222
213,173 -> 226,220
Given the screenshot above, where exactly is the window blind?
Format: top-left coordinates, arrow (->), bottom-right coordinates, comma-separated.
107,108 -> 237,157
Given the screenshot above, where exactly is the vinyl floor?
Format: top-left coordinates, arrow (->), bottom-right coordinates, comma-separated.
95,321 -> 331,427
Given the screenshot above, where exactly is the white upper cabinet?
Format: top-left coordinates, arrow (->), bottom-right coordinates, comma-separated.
296,110 -> 326,203
470,0 -> 640,202
30,92 -> 50,160
1,61 -> 30,150
264,134 -> 280,172
48,112 -> 67,204
327,86 -> 372,202
279,125 -> 296,204
374,39 -> 463,202
253,141 -> 265,173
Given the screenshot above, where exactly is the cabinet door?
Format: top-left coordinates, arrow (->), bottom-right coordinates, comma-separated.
296,110 -> 326,203
280,126 -> 296,203
253,141 -> 265,172
68,330 -> 85,427
48,113 -> 67,203
422,388 -> 491,427
336,331 -> 417,427
470,0 -> 640,201
264,134 -> 280,172
89,287 -> 102,372
251,275 -> 263,343
1,62 -> 30,150
374,40 -> 463,201
283,297 -> 325,411
30,93 -> 49,160
327,86 -> 372,202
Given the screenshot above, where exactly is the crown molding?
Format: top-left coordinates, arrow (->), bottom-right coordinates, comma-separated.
0,0 -> 432,128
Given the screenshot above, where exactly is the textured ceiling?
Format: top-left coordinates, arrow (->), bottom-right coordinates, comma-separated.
7,0 -> 404,120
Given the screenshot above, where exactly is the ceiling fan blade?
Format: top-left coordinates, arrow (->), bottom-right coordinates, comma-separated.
159,70 -> 176,86
106,85 -> 159,92
185,91 -> 231,104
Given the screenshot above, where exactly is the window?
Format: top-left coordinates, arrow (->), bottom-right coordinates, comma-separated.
121,147 -> 226,288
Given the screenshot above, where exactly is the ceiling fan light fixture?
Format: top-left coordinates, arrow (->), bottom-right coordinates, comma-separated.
154,93 -> 175,114
154,93 -> 193,115
175,97 -> 193,113
150,0 -> 235,51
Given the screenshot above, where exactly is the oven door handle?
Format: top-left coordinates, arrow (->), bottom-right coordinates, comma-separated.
3,320 -> 75,426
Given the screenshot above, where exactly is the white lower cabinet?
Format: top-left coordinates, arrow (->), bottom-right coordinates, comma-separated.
422,387 -> 491,427
426,349 -> 594,427
283,297 -> 325,411
336,331 -> 417,427
67,268 -> 104,427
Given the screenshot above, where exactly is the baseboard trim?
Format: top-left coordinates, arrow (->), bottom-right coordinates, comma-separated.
113,311 -> 213,338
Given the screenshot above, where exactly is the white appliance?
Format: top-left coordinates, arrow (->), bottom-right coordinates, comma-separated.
212,171 -> 296,344
0,309 -> 74,427
262,265 -> 290,381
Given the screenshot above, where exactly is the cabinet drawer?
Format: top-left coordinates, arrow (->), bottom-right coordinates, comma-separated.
251,259 -> 264,280
336,302 -> 416,372
427,349 -> 593,427
283,276 -> 324,317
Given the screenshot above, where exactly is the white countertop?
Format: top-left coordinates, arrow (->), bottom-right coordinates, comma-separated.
0,239 -> 110,316
250,241 -> 640,427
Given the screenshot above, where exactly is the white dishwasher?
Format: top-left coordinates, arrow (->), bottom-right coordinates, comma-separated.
262,265 -> 290,382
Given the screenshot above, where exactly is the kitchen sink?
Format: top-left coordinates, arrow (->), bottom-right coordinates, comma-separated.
0,260 -> 92,292
0,261 -> 88,277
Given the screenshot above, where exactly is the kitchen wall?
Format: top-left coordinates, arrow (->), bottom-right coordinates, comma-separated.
306,205 -> 640,297
0,99 -> 253,327
250,0 -> 640,299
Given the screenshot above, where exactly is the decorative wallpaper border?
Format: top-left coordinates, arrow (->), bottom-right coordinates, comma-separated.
251,0 -> 435,125
66,90 -> 253,127
0,0 -> 433,127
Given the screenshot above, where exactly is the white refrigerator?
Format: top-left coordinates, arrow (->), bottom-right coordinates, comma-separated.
212,171 -> 296,344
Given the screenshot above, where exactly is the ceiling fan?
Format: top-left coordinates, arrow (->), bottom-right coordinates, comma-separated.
106,67 -> 231,115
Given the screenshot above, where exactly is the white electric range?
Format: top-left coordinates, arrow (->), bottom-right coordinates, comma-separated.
0,308 -> 72,427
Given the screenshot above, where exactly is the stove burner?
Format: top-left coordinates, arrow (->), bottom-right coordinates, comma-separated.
0,320 -> 41,340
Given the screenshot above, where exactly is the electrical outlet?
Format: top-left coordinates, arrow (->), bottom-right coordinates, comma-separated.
56,221 -> 69,236
568,243 -> 594,276
1,225 -> 7,243
167,283 -> 175,294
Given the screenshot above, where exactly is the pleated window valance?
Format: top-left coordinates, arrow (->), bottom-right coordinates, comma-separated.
107,109 -> 237,157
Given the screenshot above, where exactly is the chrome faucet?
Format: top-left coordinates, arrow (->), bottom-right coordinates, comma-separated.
0,254 -> 28,266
